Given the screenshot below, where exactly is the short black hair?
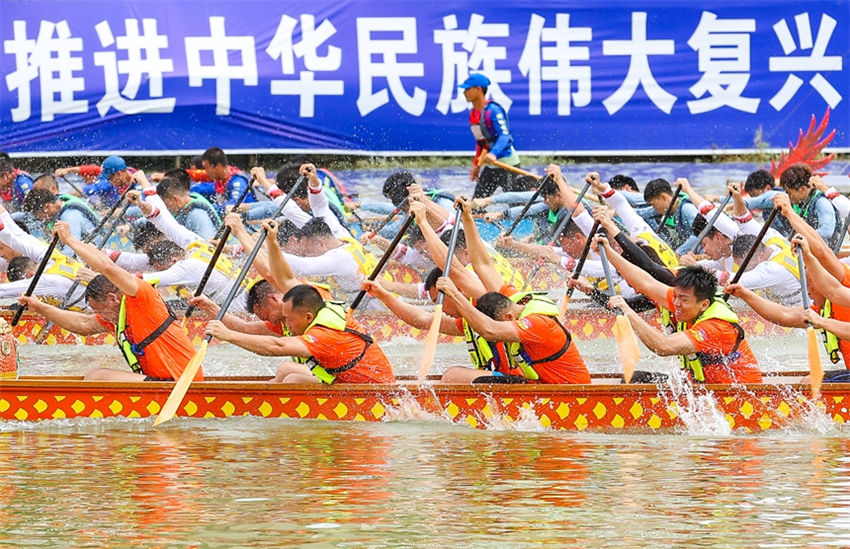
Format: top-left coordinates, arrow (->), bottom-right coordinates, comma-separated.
780,164 -> 812,191
85,274 -> 120,303
282,284 -> 324,315
644,178 -> 673,202
275,164 -> 307,199
690,214 -> 719,239
475,291 -> 513,319
7,256 -> 35,282
382,171 -> 416,206
201,147 -> 228,168
297,218 -> 332,239
246,280 -> 280,315
610,174 -> 639,193
32,173 -> 58,192
424,267 -> 442,292
163,168 -> 191,188
275,219 -> 300,246
156,176 -> 191,199
732,234 -> 766,260
744,169 -> 774,194
439,228 -> 467,251
672,265 -> 717,303
189,155 -> 205,170
538,175 -> 560,198
146,240 -> 184,266
22,188 -> 56,215
0,156 -> 13,176
132,222 -> 165,252
555,216 -> 584,241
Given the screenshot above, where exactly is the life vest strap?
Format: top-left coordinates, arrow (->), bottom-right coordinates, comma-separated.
311,328 -> 373,375
130,314 -> 176,356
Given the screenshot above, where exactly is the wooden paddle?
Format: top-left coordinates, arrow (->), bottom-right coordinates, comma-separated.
657,182 -> 683,239
418,205 -> 463,381
598,243 -> 639,383
154,177 -> 307,426
366,198 -> 407,239
349,213 -> 415,313
559,220 -> 601,318
485,159 -> 599,203
796,245 -> 823,400
683,191 -> 733,255
722,208 -> 781,300
526,181 -> 592,285
12,235 -> 61,326
832,211 -> 850,255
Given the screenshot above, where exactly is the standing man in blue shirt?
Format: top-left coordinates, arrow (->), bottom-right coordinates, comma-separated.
459,73 -> 530,200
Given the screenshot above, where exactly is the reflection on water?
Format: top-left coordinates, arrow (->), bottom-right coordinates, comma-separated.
3,419 -> 850,546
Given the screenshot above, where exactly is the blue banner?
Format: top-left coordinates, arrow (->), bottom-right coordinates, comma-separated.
1,0 -> 848,155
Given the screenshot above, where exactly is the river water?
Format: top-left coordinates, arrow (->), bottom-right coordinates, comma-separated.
6,161 -> 850,547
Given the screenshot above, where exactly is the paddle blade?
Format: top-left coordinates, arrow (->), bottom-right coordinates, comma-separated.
153,341 -> 208,426
558,293 -> 571,321
613,315 -> 640,384
418,304 -> 442,382
807,326 -> 823,400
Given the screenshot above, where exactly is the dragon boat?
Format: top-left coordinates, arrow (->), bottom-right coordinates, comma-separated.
0,373 -> 843,432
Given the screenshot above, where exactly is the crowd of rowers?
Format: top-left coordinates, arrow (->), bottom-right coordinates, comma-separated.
2,147 -> 850,387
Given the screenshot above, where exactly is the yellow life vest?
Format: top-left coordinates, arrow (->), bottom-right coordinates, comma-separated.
44,251 -> 83,281
340,237 -> 393,282
500,292 -> 571,381
636,231 -> 679,269
820,300 -> 842,364
293,300 -> 373,384
115,295 -> 175,374
185,241 -> 235,277
677,298 -> 743,382
484,243 -> 528,290
462,314 -> 495,370
764,236 -> 800,280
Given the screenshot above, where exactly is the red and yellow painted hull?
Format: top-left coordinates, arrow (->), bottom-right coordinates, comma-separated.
2,307 -> 792,347
1,376 -> 842,432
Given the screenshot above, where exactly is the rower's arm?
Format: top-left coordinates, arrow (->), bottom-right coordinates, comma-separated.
212,326 -> 312,357
58,227 -> 139,297
724,284 -> 806,328
459,198 -> 503,292
799,241 -> 850,306
187,295 -> 276,334
362,281 -> 462,335
440,279 -> 520,342
623,308 -> 696,356
807,314 -> 850,341
264,224 -> 300,295
775,196 -> 845,280
18,296 -> 107,336
599,238 -> 670,305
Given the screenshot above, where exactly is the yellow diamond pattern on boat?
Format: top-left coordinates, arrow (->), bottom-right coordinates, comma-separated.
593,402 -> 606,419
667,402 -> 679,419
355,398 -> 365,405
72,400 -> 85,413
53,409 -> 66,419
130,396 -> 140,403
258,401 -> 272,417
92,396 -> 102,402
582,323 -> 594,337
481,404 -> 493,418
334,402 -> 348,418
739,401 -> 754,419
146,401 -> 160,415
317,398 -> 327,405
466,398 -> 477,405
354,413 -> 366,421
295,402 -> 310,418
184,401 -> 198,416
758,414 -> 773,430
576,398 -> 587,405
446,402 -> 459,418
777,401 -> 791,417
611,414 -> 625,429
242,397 -> 252,404
613,398 -> 624,405
55,396 -> 65,402
33,399 -> 47,413
647,414 -> 662,430
14,408 -> 27,420
466,415 -> 478,428
371,402 -> 385,419
108,400 -> 122,415
724,396 -> 734,405
834,396 -> 845,404
540,414 -> 551,428
556,402 -> 570,419
128,410 -> 141,418
725,413 -> 735,428
650,397 -> 660,405
834,414 -> 845,423
90,409 -> 103,418
0,399 -> 8,413
574,414 -> 588,430
629,402 -> 643,419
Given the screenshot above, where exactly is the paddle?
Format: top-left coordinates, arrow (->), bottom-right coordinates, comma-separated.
84,184 -> 135,244
154,176 -> 307,427
502,175 -> 550,238
12,235 -> 60,326
485,159 -> 598,202
349,213 -> 415,313
598,242 -> 639,384
366,198 -> 408,240
657,183 -> 683,239
832,211 -> 850,255
57,174 -> 85,197
796,245 -> 823,400
418,205 -> 463,381
722,208 -> 781,300
526,181 -> 592,285
559,220 -> 601,318
212,175 -> 256,242
683,191 -> 733,255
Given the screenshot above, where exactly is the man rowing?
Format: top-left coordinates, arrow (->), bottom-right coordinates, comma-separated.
17,221 -> 200,382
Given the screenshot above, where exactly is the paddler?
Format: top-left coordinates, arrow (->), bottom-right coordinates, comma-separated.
17,221 -> 200,382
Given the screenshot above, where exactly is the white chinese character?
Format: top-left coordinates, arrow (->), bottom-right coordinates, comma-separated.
4,20 -> 86,122
184,17 -> 257,115
94,19 -> 176,116
355,17 -> 426,116
433,14 -> 511,114
602,12 -> 676,115
769,13 -> 843,110
518,13 -> 592,116
266,14 -> 344,118
686,12 -> 758,114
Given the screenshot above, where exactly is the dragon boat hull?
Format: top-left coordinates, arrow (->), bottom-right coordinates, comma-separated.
1,375 -> 841,432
